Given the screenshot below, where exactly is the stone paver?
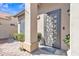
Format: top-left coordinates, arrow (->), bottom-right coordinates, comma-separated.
0,38 -> 31,56
0,38 -> 67,56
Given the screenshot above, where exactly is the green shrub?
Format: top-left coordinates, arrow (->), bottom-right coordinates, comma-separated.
12,33 -> 18,40
13,33 -> 25,42
37,33 -> 42,42
64,34 -> 70,47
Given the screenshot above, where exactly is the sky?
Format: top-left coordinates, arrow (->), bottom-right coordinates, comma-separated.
0,3 -> 25,15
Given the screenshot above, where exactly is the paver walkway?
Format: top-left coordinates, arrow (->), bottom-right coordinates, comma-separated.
0,38 -> 31,56
0,38 -> 67,56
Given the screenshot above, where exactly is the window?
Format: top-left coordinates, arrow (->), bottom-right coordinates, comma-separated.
10,24 -> 15,26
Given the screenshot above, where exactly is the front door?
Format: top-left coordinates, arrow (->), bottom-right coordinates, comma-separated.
44,9 -> 61,49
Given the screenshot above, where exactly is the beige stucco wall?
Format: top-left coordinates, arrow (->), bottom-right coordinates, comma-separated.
71,3 -> 79,56
37,14 -> 44,37
0,17 -> 17,39
37,3 -> 70,50
23,3 -> 38,52
25,3 -> 37,43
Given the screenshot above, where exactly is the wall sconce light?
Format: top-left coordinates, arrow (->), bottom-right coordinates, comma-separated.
37,16 -> 40,20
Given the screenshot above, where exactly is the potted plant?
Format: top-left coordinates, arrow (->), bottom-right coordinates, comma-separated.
37,33 -> 46,45
64,34 -> 70,55
64,34 -> 70,48
37,33 -> 42,42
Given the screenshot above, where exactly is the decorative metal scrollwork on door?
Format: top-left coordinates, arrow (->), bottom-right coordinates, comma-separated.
44,14 -> 57,47
44,9 -> 61,48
